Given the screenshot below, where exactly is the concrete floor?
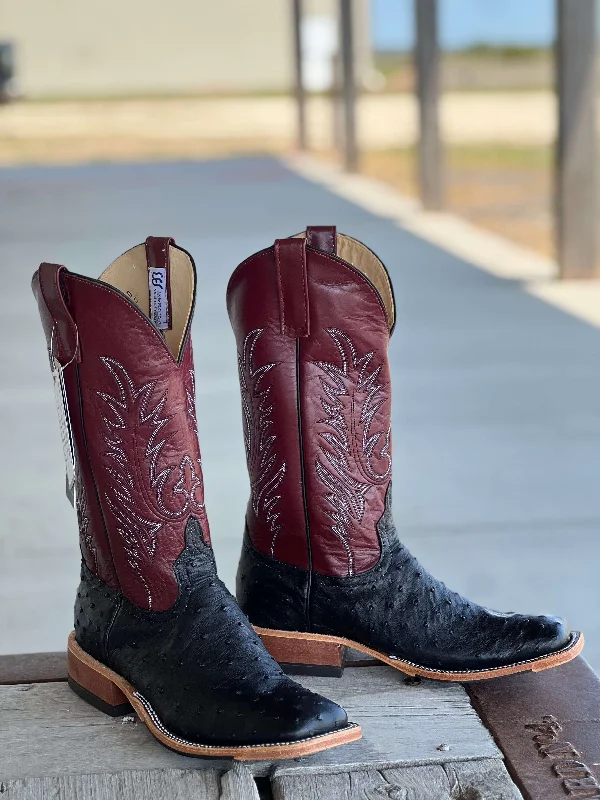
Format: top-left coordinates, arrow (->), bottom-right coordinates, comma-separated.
1,157 -> 598,673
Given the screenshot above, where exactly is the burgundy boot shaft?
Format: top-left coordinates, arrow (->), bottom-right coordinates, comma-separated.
227,226 -> 395,577
33,239 -> 209,610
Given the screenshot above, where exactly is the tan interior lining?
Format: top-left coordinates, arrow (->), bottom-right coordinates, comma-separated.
293,231 -> 395,329
99,244 -> 195,359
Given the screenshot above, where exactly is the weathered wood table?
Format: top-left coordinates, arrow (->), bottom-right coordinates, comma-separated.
2,651 -> 599,799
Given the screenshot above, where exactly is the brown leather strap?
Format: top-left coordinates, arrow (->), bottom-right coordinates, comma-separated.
145,236 -> 174,330
274,237 -> 310,337
306,226 -> 337,255
33,263 -> 80,364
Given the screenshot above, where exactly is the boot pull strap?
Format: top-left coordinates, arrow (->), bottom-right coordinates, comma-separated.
306,225 -> 337,255
274,237 -> 310,337
33,262 -> 80,365
145,236 -> 174,331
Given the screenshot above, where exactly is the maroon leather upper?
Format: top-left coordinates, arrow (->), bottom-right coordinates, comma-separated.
32,241 -> 210,611
227,227 -> 392,577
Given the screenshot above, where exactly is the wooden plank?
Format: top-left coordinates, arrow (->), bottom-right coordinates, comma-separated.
339,0 -> 358,171
0,683 -> 227,780
555,0 -> 597,278
220,765 -> 260,800
0,667 -> 500,779
414,0 -> 444,209
273,760 -> 522,799
0,652 -> 67,685
273,665 -> 500,775
292,0 -> 307,151
467,656 -> 600,800
0,769 -> 220,800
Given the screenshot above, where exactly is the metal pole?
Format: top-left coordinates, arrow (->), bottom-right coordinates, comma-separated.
555,0 -> 597,278
292,0 -> 307,151
339,0 -> 358,171
415,0 -> 444,209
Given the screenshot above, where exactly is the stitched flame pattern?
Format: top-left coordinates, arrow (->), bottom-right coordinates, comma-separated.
97,357 -> 205,608
238,329 -> 286,556
314,328 -> 391,576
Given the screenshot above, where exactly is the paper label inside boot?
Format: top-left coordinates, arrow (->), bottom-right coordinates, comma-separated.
51,356 -> 76,506
148,267 -> 169,330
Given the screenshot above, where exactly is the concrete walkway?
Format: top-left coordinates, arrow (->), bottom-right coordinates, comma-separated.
1,156 -> 598,673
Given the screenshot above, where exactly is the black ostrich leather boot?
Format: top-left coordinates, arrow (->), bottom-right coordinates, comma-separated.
32,237 -> 361,759
227,226 -> 584,681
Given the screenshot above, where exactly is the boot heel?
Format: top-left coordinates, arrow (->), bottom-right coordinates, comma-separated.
257,628 -> 347,678
67,632 -> 132,717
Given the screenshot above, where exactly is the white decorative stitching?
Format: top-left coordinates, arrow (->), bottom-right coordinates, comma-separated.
314,328 -> 392,576
97,357 -> 205,608
238,329 -> 286,556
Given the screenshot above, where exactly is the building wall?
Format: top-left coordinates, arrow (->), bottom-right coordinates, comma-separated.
0,0 -> 372,99
0,0 -> 296,97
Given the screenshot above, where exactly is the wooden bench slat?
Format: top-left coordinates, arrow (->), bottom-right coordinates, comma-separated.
467,657 -> 600,800
219,765 -> 260,800
0,652 -> 67,686
271,665 -> 500,776
0,769 -> 221,800
272,760 -> 522,800
0,667 -> 499,780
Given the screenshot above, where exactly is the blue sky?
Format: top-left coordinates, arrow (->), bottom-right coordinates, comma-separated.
372,0 -> 555,51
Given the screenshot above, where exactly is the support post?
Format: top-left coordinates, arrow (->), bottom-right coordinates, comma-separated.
415,0 -> 444,209
292,0 -> 307,151
555,0 -> 597,278
339,0 -> 358,171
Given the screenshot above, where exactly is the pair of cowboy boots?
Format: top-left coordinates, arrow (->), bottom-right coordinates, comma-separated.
33,228 -> 582,761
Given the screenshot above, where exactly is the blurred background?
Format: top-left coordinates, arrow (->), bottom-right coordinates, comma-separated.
1,1 -> 599,672
0,0 -> 599,264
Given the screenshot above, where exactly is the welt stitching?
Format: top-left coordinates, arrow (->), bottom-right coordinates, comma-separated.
387,634 -> 581,674
135,691 -> 357,749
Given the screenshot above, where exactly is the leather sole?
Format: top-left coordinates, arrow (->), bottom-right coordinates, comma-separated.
67,632 -> 362,760
255,626 -> 585,682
